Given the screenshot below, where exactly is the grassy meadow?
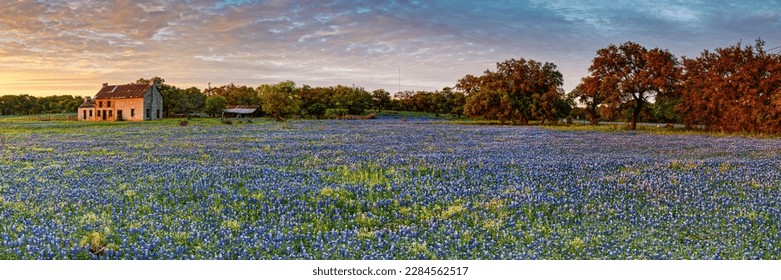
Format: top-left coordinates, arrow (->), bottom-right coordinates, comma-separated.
1,116 -> 780,259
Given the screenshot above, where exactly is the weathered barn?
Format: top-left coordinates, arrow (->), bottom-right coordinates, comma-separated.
222,105 -> 262,118
78,81 -> 163,121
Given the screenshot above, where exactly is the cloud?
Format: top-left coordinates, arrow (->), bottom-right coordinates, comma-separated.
0,0 -> 779,97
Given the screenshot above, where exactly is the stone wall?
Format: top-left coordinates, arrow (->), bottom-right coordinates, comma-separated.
113,98 -> 145,121
84,85 -> 163,122
93,98 -> 145,121
143,86 -> 164,120
77,107 -> 94,121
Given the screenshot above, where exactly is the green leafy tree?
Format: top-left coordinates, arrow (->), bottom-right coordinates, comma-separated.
330,85 -> 372,115
463,89 -> 514,124
429,90 -> 448,116
208,83 -> 260,105
458,58 -> 564,124
299,85 -> 331,117
205,95 -> 228,117
0,95 -> 82,115
371,89 -> 392,112
137,77 -> 206,117
533,88 -> 572,124
651,96 -> 681,124
411,91 -> 433,113
304,103 -> 327,119
174,87 -> 206,118
394,90 -> 416,111
258,81 -> 301,121
442,87 -> 466,117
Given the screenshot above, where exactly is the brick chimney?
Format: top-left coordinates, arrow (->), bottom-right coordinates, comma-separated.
102,83 -> 108,87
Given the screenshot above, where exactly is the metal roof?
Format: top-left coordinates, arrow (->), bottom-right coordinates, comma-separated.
95,83 -> 151,99
223,108 -> 258,114
223,105 -> 260,114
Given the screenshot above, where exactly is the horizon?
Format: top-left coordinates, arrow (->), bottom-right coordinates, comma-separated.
1,0 -> 779,97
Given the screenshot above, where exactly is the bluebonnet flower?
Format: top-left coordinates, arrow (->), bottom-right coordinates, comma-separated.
0,120 -> 779,259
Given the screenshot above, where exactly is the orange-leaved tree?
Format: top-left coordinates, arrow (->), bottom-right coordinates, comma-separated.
569,75 -> 613,125
678,39 -> 781,133
457,58 -> 565,125
588,42 -> 680,130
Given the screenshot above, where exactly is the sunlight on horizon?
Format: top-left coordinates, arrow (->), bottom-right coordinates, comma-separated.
0,1 -> 777,97
0,71 -> 104,97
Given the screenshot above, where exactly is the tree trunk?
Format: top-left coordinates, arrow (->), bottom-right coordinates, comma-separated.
588,111 -> 599,125
588,105 -> 599,125
519,114 -> 529,125
629,103 -> 642,130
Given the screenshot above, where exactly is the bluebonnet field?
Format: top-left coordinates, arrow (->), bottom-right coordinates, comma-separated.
1,117 -> 780,259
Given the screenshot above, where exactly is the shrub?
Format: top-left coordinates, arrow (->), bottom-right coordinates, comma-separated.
324,108 -> 349,119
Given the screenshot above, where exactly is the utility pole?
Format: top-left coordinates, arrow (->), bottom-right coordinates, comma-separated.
398,67 -> 401,94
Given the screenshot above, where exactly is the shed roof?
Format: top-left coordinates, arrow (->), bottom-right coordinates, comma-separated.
223,105 -> 260,114
95,83 -> 151,99
223,108 -> 258,114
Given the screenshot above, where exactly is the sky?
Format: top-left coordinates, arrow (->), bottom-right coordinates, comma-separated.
1,0 -> 779,97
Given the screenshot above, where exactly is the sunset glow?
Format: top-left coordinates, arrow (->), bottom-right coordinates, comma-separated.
1,0 -> 779,97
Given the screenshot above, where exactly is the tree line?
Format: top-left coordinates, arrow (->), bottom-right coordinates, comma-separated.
458,38 -> 779,133
1,39 -> 778,133
191,38 -> 781,133
193,80 -> 467,121
571,39 -> 780,133
0,95 -> 83,116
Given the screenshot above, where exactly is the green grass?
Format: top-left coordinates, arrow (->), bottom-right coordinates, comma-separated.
441,115 -> 781,138
0,116 -> 279,136
544,123 -> 781,138
1,112 -> 780,259
374,110 -> 462,119
445,118 -> 555,126
0,113 -> 77,121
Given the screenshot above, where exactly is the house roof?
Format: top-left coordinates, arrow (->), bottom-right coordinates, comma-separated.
79,98 -> 95,108
223,105 -> 260,114
95,83 -> 151,99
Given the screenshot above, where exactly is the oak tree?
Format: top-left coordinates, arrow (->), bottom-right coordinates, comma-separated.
588,42 -> 680,130
371,89 -> 392,112
570,76 -> 610,125
678,39 -> 781,133
458,58 -> 565,125
258,81 -> 301,121
204,95 -> 228,117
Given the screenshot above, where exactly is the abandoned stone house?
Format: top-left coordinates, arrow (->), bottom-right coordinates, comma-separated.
78,81 -> 163,121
